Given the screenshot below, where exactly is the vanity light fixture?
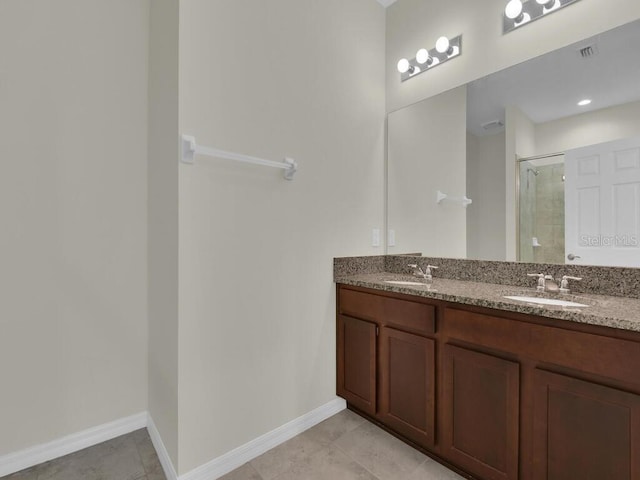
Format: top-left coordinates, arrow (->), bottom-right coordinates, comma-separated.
503,0 -> 582,34
397,35 -> 462,82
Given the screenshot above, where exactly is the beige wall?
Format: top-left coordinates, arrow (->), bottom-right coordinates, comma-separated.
467,132 -> 506,261
505,106 -> 536,260
388,86 -> 467,258
0,0 -> 149,456
148,0 -> 180,469
177,0 -> 386,473
386,0 -> 640,113
536,100 -> 640,155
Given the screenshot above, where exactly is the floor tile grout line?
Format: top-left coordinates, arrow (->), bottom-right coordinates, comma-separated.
132,435 -> 149,476
404,458 -> 430,480
330,439 -> 383,480
252,462 -> 266,480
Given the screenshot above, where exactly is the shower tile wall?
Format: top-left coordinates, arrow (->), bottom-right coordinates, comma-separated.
533,164 -> 565,264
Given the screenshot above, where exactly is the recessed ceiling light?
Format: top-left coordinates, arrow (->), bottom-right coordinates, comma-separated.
578,99 -> 592,106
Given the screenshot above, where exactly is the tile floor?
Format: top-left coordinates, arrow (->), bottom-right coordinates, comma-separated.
2,428 -> 165,480
2,410 -> 465,480
221,409 -> 465,480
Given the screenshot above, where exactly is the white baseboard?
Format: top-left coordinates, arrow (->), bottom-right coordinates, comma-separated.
0,412 -> 147,478
0,398 -> 346,480
147,414 -> 178,480
179,397 -> 346,480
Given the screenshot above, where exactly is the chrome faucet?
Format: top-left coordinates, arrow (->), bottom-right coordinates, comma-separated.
528,273 -> 578,293
527,273 -> 546,291
424,265 -> 438,282
408,264 -> 426,278
408,264 -> 438,281
560,276 -> 582,294
528,273 -> 559,292
544,275 -> 560,293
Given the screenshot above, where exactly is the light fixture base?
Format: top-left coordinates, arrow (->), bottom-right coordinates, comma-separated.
400,35 -> 462,82
503,0 -> 582,34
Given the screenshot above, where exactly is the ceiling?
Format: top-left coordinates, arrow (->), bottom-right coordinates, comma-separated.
467,20 -> 640,137
376,0 -> 398,7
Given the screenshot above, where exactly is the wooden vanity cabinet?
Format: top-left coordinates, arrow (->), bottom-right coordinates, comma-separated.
444,306 -> 640,480
336,285 -> 437,449
336,284 -> 640,480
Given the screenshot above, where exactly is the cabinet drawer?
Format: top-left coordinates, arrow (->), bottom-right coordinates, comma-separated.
339,288 -> 382,323
444,307 -> 640,386
382,297 -> 436,336
339,287 -> 436,335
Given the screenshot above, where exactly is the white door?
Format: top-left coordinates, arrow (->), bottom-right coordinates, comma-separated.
565,137 -> 640,267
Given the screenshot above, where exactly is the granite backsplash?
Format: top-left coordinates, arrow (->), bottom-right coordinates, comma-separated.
335,255 -> 640,299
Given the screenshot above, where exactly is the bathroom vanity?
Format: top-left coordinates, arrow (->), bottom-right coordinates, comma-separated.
335,257 -> 640,480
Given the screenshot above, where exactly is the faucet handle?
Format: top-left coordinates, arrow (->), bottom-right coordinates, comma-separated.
560,276 -> 582,293
527,273 -> 545,291
424,265 -> 438,281
408,264 -> 425,278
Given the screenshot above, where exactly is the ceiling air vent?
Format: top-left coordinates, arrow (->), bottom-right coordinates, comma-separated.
481,120 -> 504,131
577,44 -> 599,59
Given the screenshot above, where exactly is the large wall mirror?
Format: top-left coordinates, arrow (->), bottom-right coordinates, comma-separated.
387,19 -> 640,268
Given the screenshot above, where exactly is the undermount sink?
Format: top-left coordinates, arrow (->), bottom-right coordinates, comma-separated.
503,295 -> 589,308
385,280 -> 427,286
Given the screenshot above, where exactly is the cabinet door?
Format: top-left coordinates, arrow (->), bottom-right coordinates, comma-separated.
533,369 -> 640,480
443,344 -> 520,480
379,327 -> 435,448
337,315 -> 377,416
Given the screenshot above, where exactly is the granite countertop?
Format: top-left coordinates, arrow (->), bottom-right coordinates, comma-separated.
335,272 -> 640,333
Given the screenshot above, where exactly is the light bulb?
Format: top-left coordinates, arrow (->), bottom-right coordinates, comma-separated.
537,0 -> 561,12
578,99 -> 592,106
436,36 -> 451,55
505,0 -> 523,20
416,48 -> 430,65
397,58 -> 410,74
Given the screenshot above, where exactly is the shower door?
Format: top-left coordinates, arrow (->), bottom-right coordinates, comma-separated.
518,156 -> 565,264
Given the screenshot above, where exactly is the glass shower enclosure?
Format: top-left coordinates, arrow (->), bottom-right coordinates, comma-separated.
517,154 -> 566,263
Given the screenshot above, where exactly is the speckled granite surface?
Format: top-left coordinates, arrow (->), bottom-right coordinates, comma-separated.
335,273 -> 640,333
382,256 -> 640,299
333,256 -> 386,277
334,256 -> 640,333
